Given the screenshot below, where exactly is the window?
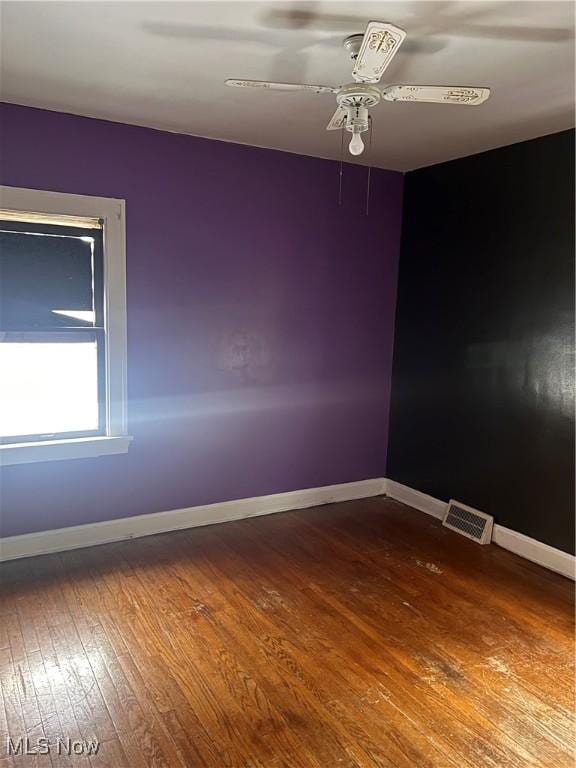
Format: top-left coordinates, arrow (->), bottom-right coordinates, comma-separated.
0,187 -> 130,465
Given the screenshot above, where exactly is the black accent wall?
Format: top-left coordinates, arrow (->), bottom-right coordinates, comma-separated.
387,129 -> 575,554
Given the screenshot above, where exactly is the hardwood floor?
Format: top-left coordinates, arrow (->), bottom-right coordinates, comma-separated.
0,496 -> 574,767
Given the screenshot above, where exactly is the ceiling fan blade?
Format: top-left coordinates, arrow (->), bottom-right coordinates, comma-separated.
382,85 -> 490,105
326,108 -> 347,131
225,79 -> 335,94
352,21 -> 407,84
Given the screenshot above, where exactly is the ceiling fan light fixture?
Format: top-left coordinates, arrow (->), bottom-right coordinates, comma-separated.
349,130 -> 365,156
345,105 -> 369,155
345,105 -> 369,131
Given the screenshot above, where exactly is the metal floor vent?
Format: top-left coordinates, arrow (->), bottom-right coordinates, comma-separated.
443,500 -> 493,544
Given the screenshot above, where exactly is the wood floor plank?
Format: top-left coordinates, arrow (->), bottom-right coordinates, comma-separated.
0,497 -> 573,767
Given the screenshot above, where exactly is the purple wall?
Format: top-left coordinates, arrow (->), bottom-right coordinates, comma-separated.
0,103 -> 403,537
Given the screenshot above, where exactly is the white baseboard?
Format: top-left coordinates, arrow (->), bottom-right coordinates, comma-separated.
0,478 -> 386,562
3,476 -> 573,580
384,479 -> 447,520
384,479 -> 575,581
491,526 -> 575,580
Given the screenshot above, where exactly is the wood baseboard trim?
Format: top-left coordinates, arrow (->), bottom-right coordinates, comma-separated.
0,478 -> 387,562
383,478 -> 575,580
491,525 -> 575,580
3,476 -> 572,579
383,479 -> 447,519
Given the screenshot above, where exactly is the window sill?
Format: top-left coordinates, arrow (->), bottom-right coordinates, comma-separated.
0,435 -> 132,467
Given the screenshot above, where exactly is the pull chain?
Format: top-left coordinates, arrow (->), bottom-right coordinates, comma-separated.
338,127 -> 344,207
366,116 -> 373,217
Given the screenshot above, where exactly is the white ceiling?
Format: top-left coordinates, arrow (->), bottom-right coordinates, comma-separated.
1,1 -> 574,171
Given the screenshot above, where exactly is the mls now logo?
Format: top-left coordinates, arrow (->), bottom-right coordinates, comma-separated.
6,736 -> 100,757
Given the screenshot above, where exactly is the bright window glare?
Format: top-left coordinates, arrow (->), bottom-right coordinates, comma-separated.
52,310 -> 96,323
0,343 -> 99,438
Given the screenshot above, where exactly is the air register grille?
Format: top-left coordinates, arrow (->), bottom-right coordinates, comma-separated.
443,500 -> 493,545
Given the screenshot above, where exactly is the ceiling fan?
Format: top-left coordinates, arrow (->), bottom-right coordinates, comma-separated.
226,20 -> 490,157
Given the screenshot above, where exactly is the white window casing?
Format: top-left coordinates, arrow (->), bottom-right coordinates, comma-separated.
0,185 -> 132,465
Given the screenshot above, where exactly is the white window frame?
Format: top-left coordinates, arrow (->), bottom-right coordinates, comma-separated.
0,185 -> 132,466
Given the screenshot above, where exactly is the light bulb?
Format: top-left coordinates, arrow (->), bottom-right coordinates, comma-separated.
349,131 -> 364,156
